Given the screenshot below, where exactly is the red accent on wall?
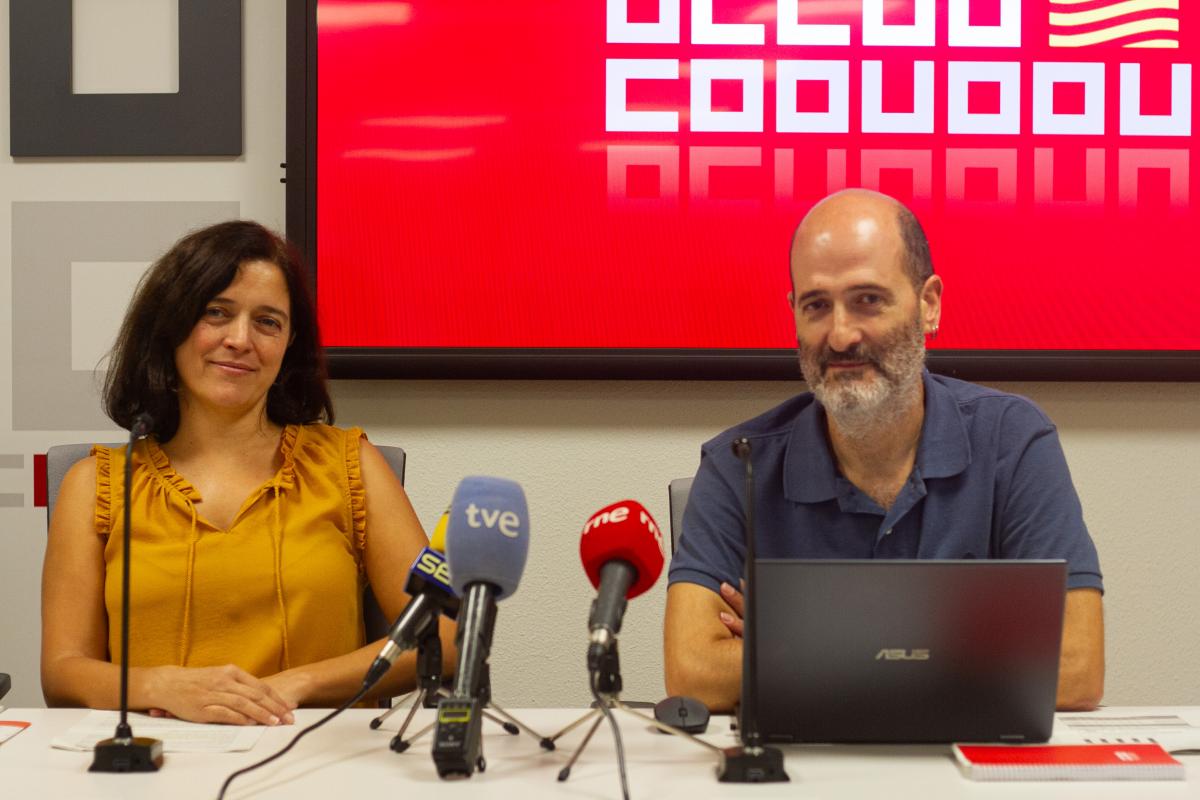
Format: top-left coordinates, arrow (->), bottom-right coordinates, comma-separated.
33,453 -> 47,508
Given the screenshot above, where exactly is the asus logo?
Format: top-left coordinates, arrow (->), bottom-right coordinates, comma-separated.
875,648 -> 930,661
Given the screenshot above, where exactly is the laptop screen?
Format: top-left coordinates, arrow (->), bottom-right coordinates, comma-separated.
751,559 -> 1066,743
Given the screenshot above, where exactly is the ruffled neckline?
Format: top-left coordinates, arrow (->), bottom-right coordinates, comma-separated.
143,424 -> 300,502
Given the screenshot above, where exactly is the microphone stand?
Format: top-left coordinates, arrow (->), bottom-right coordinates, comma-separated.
369,618 -> 530,752
717,438 -> 787,782
549,642 -> 722,782
369,618 -> 444,732
90,414 -> 163,772
431,584 -> 554,778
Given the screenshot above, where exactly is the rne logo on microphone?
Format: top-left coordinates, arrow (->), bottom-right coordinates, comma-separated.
464,502 -> 522,538
639,509 -> 665,550
583,504 -> 632,533
583,504 -> 665,547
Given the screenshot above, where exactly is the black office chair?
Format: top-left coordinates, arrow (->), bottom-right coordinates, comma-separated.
43,441 -> 407,707
667,476 -> 693,555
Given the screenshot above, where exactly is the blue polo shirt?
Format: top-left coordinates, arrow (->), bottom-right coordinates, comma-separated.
669,371 -> 1103,593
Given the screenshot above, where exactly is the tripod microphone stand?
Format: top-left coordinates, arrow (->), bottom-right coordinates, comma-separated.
549,642 -> 722,783
371,620 -> 551,754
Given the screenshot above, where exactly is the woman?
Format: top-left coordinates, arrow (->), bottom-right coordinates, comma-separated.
41,221 -> 453,725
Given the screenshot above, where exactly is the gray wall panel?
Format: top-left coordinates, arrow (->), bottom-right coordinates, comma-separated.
12,201 -> 239,430
10,0 -> 243,156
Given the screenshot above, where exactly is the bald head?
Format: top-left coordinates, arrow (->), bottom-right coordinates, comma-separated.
789,190 -> 932,295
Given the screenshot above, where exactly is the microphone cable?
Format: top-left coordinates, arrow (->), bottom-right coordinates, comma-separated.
215,684 -> 369,800
589,669 -> 630,800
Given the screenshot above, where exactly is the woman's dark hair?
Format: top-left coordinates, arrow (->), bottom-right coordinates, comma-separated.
102,220 -> 334,440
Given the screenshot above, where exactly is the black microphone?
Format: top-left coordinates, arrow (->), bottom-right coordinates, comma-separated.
91,412 -> 163,773
717,437 -> 788,783
587,563 -> 632,659
361,546 -> 459,691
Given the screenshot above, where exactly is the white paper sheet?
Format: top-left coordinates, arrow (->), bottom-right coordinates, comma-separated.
50,711 -> 266,753
1056,714 -> 1200,754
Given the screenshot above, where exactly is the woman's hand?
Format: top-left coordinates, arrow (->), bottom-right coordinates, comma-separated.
262,668 -> 316,710
142,664 -> 295,725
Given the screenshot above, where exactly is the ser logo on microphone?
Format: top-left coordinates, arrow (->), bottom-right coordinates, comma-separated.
415,548 -> 452,586
464,502 -> 523,538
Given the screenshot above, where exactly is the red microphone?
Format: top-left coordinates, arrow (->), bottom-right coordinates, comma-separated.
580,500 -> 665,659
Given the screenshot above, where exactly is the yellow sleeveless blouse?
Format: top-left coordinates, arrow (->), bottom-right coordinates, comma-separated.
93,424 -> 367,676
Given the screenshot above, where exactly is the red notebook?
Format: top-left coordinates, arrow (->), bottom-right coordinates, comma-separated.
953,743 -> 1185,781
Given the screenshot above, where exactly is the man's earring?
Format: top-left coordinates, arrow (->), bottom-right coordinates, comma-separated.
928,325 -> 939,340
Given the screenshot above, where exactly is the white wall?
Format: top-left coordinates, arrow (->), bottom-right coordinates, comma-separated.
1,2 -> 1197,711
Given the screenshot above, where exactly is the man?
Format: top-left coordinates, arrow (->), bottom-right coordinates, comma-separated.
663,189 -> 1104,713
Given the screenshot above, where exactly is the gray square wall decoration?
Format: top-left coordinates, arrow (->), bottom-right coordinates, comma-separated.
12,201 -> 240,431
9,0 -> 243,157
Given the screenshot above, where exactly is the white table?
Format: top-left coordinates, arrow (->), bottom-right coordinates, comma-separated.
1,706 -> 1196,800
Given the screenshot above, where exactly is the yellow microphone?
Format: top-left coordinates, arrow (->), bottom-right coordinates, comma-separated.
430,507 -> 450,552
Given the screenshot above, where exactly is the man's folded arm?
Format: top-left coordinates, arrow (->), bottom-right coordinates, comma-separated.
1056,587 -> 1104,711
663,581 -> 743,713
992,409 -> 1104,711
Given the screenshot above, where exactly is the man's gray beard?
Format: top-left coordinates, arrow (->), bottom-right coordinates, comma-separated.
799,316 -> 926,440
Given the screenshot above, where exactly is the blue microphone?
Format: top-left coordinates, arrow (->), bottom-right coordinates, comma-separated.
445,477 -> 529,599
433,476 -> 530,778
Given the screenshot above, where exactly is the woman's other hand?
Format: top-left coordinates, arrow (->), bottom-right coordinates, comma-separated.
261,668 -> 315,711
141,664 -> 295,725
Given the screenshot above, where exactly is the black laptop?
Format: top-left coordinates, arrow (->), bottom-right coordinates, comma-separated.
751,560 -> 1066,744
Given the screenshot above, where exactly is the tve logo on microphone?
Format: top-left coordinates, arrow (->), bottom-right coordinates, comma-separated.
465,503 -> 522,538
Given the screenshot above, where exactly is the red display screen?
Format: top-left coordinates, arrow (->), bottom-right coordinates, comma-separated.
307,1 -> 1199,376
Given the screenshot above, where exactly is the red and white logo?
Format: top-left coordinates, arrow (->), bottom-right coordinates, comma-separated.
1049,0 -> 1180,48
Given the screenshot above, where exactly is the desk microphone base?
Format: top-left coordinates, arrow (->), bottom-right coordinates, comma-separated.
717,744 -> 788,783
552,698 -> 723,782
374,686 -> 551,756
90,736 -> 164,772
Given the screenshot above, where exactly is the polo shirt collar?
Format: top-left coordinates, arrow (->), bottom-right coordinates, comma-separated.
783,369 -> 972,503
915,370 -> 972,479
783,398 -> 840,503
